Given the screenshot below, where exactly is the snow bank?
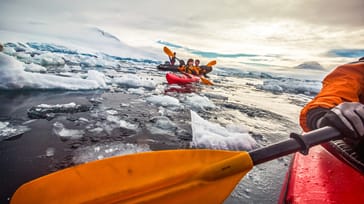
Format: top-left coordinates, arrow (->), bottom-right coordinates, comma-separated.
190,111 -> 257,150
0,53 -> 107,90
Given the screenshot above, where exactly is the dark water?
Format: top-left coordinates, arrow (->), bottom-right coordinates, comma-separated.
0,84 -> 301,203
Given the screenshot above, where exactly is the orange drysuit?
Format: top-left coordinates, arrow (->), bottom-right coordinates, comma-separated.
300,60 -> 364,132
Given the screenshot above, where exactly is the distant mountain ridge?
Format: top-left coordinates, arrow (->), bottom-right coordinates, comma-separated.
294,61 -> 325,70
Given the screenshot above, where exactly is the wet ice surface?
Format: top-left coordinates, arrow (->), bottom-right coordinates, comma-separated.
0,42 -> 317,203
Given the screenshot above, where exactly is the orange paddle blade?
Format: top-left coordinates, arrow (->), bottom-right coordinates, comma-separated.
163,46 -> 174,57
200,76 -> 213,85
11,150 -> 253,204
206,60 -> 217,67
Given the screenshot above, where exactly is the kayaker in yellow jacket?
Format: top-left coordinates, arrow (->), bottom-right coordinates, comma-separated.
300,57 -> 364,142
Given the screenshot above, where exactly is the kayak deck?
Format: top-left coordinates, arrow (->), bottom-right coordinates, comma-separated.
279,145 -> 364,203
166,73 -> 200,84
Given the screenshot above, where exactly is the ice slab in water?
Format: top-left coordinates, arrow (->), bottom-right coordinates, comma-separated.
190,111 -> 257,150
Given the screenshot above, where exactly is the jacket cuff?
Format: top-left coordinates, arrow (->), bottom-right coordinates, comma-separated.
306,107 -> 330,130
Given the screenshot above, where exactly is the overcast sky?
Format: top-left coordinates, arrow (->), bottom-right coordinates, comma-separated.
1,0 -> 363,67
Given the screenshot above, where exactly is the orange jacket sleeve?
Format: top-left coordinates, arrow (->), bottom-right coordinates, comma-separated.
300,62 -> 364,132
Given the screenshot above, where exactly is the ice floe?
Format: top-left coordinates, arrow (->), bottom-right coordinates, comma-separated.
53,122 -> 84,140
28,102 -> 91,119
0,121 -> 30,141
113,74 -> 157,89
184,94 -> 216,110
146,95 -> 181,107
190,111 -> 257,150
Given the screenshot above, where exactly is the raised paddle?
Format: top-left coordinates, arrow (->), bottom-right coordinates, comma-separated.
199,60 -> 215,85
11,127 -> 342,204
163,46 -> 174,57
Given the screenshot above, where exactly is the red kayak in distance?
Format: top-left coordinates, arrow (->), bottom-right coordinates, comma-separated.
166,72 -> 200,84
279,145 -> 364,203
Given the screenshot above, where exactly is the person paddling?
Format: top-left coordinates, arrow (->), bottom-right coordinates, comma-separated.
169,52 -> 177,65
300,57 -> 364,167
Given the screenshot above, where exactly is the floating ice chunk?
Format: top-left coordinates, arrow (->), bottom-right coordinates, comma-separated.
146,95 -> 181,107
106,115 -> 138,130
128,87 -> 145,95
45,147 -> 55,157
106,110 -> 118,115
151,116 -> 178,130
87,70 -> 107,88
37,102 -> 77,109
88,127 -> 104,133
185,94 -> 216,110
113,74 -> 157,89
72,142 -> 150,164
28,102 -> 90,119
255,78 -> 322,95
33,53 -> 65,66
0,121 -> 30,141
53,122 -> 84,140
24,63 -> 47,73
190,111 -> 257,150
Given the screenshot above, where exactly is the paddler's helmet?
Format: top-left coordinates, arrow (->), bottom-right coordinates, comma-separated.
187,58 -> 194,63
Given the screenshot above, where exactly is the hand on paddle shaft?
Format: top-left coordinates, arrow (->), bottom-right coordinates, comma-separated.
317,102 -> 364,140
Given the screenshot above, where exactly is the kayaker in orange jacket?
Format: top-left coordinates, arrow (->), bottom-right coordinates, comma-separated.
300,57 -> 364,141
178,58 -> 201,75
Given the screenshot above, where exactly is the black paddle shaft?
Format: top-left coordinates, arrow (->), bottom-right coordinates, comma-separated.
249,126 -> 342,165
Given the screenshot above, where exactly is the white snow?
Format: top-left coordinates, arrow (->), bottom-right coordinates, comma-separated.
146,95 -> 181,107
190,111 -> 257,150
37,102 -> 77,109
0,53 -> 108,90
72,142 -> 150,164
53,122 -> 84,140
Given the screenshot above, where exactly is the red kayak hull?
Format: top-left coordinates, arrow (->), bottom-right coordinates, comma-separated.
279,145 -> 364,203
166,73 -> 200,84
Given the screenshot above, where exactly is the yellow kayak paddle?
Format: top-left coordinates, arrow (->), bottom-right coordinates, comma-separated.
11,127 -> 341,203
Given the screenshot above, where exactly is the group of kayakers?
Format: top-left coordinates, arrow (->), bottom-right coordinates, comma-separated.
168,52 -> 210,77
